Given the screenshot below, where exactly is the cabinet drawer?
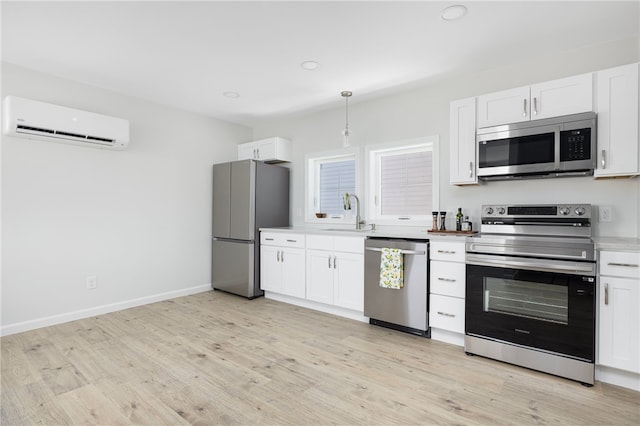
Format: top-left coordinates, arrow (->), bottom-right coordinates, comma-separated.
430,240 -> 466,262
430,260 -> 465,298
260,232 -> 305,248
306,235 -> 365,253
429,294 -> 465,334
306,234 -> 333,251
600,251 -> 640,278
334,236 -> 364,254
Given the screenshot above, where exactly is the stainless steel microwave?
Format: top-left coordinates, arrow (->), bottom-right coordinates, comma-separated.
476,112 -> 596,180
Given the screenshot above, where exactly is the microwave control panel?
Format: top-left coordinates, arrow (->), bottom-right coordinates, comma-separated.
560,128 -> 591,161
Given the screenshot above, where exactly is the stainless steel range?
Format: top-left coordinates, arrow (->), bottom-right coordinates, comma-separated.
465,204 -> 596,385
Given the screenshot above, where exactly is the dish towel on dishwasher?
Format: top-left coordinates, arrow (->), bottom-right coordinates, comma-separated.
379,248 -> 404,289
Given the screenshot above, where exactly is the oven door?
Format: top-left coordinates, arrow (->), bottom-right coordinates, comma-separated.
466,261 -> 595,361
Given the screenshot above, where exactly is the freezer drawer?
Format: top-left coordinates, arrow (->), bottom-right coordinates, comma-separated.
364,238 -> 429,334
212,239 -> 261,298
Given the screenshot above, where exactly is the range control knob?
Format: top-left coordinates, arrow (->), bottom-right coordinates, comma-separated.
559,207 -> 571,216
484,207 -> 494,215
496,207 -> 506,215
575,206 -> 586,216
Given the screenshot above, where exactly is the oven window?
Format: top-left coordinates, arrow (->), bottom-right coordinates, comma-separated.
483,277 -> 568,324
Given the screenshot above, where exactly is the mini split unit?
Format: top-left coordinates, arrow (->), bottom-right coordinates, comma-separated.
2,96 -> 130,150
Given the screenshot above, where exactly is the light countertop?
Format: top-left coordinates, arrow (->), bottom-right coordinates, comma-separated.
260,226 -> 472,241
593,237 -> 640,252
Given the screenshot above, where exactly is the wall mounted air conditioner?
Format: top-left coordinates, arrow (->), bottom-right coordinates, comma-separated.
2,96 -> 130,150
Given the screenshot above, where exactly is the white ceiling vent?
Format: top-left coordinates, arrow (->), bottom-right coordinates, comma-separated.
3,96 -> 130,150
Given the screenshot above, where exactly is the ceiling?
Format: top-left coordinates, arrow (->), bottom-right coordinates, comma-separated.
2,1 -> 639,127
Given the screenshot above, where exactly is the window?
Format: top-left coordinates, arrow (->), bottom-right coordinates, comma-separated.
367,136 -> 439,224
306,149 -> 358,222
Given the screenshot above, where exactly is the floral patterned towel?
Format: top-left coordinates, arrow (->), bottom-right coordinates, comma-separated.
379,248 -> 404,289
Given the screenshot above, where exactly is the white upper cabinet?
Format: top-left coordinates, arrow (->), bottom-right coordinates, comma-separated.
237,137 -> 292,163
530,73 -> 593,120
477,86 -> 531,128
449,97 -> 478,185
477,73 -> 593,128
594,62 -> 639,178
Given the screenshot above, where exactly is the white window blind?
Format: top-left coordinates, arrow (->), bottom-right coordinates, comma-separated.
380,151 -> 433,216
319,160 -> 356,215
380,151 -> 433,217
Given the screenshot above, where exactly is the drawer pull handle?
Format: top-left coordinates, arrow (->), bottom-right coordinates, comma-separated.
265,238 -> 275,241
605,283 -> 609,305
437,278 -> 456,282
286,239 -> 297,243
437,311 -> 455,318
437,250 -> 456,254
607,262 -> 639,268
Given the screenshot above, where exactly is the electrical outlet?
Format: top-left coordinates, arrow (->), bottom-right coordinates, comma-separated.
599,206 -> 612,223
86,275 -> 97,289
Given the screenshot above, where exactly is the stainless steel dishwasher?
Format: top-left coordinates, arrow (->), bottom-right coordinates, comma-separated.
364,237 -> 429,337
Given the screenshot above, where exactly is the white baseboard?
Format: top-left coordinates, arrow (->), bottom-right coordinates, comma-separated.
596,365 -> 640,392
430,328 -> 465,347
1,284 -> 212,337
264,291 -> 369,323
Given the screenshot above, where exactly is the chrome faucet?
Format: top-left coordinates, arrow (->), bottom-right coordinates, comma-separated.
345,193 -> 366,230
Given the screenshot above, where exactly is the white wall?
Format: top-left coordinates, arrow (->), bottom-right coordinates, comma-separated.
1,63 -> 252,334
253,36 -> 640,238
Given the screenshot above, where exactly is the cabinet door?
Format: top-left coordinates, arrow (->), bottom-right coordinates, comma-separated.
598,276 -> 640,373
449,98 -> 477,185
260,245 -> 282,293
333,252 -> 364,311
595,63 -> 639,178
477,86 -> 530,128
281,248 -> 306,298
306,250 -> 334,304
255,139 -> 276,161
530,73 -> 593,120
237,142 -> 256,160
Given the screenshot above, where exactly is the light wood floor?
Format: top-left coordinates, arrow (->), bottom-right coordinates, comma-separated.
2,291 -> 639,425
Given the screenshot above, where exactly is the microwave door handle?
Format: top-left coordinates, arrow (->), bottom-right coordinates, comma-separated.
554,126 -> 561,170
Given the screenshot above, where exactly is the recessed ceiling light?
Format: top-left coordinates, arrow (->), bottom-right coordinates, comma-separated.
301,61 -> 320,71
441,5 -> 467,21
223,91 -> 240,99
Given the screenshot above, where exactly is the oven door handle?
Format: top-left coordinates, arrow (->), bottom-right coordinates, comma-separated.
466,253 -> 596,275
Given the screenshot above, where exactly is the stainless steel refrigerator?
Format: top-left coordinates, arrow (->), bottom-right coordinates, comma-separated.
212,159 -> 290,298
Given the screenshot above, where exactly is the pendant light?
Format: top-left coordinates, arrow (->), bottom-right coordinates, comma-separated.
341,90 -> 352,147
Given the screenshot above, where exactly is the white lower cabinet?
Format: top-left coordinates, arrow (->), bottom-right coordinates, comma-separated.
429,239 -> 467,344
597,250 -> 640,374
306,235 -> 364,311
260,231 -> 365,315
260,232 -> 306,298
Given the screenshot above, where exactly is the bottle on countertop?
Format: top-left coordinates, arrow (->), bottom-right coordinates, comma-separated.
461,216 -> 472,232
455,208 -> 463,231
439,211 -> 447,231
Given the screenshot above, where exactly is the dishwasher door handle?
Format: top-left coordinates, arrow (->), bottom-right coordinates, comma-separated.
365,247 -> 426,256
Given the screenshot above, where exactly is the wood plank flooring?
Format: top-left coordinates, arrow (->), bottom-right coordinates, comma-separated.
2,290 -> 639,425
